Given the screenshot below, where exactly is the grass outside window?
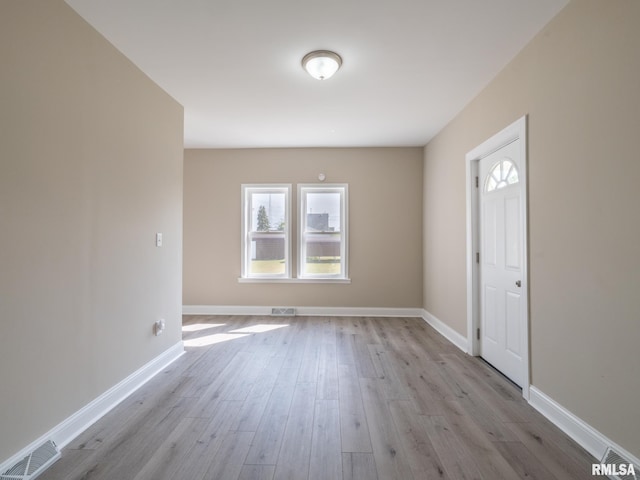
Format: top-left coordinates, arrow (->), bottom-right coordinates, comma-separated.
250,257 -> 340,275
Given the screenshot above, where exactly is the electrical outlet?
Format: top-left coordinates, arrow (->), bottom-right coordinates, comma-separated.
154,319 -> 165,336
156,233 -> 163,247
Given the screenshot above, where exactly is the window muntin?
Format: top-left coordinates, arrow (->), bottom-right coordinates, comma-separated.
485,158 -> 519,192
298,185 -> 348,279
241,185 -> 291,278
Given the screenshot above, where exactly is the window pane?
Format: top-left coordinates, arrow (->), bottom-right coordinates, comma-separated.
485,159 -> 519,192
305,193 -> 341,232
250,193 -> 286,232
249,232 -> 286,275
304,232 -> 341,275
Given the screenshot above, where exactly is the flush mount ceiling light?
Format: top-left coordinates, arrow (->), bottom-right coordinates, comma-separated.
302,50 -> 342,80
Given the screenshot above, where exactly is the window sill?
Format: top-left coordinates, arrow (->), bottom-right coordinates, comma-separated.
238,277 -> 351,284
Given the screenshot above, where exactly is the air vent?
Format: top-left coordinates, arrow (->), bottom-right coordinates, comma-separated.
271,307 -> 296,316
1,440 -> 60,480
601,447 -> 639,480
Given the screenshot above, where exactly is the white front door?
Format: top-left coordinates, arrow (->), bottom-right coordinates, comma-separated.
479,139 -> 524,386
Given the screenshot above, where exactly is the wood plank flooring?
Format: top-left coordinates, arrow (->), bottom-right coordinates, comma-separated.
40,316 -> 602,480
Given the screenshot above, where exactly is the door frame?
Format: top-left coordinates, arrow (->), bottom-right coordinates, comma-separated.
465,115 -> 530,400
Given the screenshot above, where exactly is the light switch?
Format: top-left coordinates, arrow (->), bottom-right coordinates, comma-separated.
156,233 -> 163,247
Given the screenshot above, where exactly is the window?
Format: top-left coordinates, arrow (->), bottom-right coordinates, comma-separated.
298,184 -> 348,279
485,158 -> 519,192
241,185 -> 291,278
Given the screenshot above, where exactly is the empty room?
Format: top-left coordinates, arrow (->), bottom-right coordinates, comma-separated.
1,1 -> 639,479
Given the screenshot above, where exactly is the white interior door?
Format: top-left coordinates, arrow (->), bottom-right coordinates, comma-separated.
479,139 -> 524,386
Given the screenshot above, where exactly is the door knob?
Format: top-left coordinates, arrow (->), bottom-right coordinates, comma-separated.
515,280 -> 521,287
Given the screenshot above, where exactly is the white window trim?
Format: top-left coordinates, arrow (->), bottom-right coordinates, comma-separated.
237,277 -> 351,284
297,184 -> 349,281
241,184 -> 291,279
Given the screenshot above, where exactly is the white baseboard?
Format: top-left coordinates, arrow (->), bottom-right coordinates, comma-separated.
183,305 -> 424,318
183,305 -> 269,316
0,341 -> 184,475
421,309 -> 468,352
529,386 -> 640,466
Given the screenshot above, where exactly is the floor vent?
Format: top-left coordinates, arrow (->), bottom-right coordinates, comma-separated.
601,447 -> 639,480
271,307 -> 296,316
1,440 -> 60,480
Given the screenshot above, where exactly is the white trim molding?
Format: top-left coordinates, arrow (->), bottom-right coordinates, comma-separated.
183,305 -> 423,318
241,184 -> 292,281
465,115 -> 530,400
298,307 -> 422,317
529,386 -> 640,467
297,184 -> 349,281
421,309 -> 468,353
183,305 -> 271,316
237,277 -> 351,284
0,342 -> 184,475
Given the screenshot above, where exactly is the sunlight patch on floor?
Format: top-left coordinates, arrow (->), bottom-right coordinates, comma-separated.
183,332 -> 248,347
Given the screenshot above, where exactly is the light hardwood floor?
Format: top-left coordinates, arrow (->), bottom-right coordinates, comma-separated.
41,316 -> 601,479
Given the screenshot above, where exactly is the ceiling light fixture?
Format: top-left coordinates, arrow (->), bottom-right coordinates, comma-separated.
302,50 -> 342,80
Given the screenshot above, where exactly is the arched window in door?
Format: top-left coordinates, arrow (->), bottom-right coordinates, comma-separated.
485,158 -> 519,192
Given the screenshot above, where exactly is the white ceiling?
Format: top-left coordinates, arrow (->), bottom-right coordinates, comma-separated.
65,0 -> 568,148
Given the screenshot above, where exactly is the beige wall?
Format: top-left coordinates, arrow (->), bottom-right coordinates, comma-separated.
0,1 -> 183,462
184,148 -> 423,308
423,0 -> 640,458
